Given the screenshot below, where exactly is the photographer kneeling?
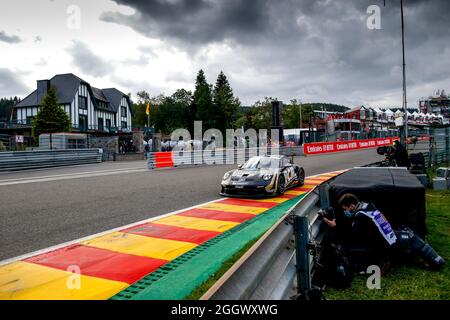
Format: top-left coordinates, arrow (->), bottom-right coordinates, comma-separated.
323,194 -> 396,274
320,194 -> 445,286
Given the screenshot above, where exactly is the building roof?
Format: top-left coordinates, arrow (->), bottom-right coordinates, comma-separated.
17,73 -> 82,107
102,88 -> 132,114
15,73 -> 129,114
91,87 -> 109,102
91,87 -> 115,112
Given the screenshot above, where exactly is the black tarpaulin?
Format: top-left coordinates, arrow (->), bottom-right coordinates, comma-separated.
329,168 -> 427,237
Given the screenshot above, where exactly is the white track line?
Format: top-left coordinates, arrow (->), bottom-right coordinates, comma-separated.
0,168 -> 149,186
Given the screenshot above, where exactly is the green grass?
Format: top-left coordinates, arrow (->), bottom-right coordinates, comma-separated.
324,190 -> 450,300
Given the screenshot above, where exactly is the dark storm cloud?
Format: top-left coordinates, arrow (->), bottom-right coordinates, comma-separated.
101,0 -> 450,106
101,0 -> 270,45
66,41 -> 115,77
0,68 -> 30,96
0,30 -> 22,44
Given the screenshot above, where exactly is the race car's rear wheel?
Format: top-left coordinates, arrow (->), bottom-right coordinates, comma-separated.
277,176 -> 286,195
295,168 -> 305,187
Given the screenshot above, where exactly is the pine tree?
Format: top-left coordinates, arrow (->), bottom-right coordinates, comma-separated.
213,71 -> 240,132
32,86 -> 71,138
193,70 -> 215,130
0,96 -> 21,121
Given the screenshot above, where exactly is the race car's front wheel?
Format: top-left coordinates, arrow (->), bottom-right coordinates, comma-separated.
277,176 -> 286,196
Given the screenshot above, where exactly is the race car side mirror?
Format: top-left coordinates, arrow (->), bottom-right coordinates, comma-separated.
377,146 -> 387,155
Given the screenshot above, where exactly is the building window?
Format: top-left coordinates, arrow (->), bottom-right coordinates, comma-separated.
79,115 -> 88,132
106,119 -> 111,131
79,96 -> 88,110
98,118 -> 104,131
121,106 -> 127,118
26,116 -> 35,125
121,121 -> 127,130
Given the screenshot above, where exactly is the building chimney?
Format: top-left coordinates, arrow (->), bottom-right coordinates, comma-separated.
37,79 -> 50,105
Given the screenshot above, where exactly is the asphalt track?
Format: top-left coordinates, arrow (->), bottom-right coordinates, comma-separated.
0,148 -> 384,261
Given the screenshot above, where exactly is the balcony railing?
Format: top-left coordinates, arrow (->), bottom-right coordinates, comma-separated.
71,124 -> 132,134
0,120 -> 33,129
0,121 -> 132,134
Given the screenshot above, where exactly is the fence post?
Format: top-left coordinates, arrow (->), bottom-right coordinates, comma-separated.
294,215 -> 310,296
446,127 -> 449,166
429,128 -> 435,167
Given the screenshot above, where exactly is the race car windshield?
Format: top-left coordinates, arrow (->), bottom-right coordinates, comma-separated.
243,157 -> 280,169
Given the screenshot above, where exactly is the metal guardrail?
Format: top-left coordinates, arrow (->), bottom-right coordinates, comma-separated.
0,149 -> 103,172
202,183 -> 329,300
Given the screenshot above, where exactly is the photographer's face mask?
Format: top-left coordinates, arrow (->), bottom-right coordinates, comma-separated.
344,210 -> 354,218
343,205 -> 355,218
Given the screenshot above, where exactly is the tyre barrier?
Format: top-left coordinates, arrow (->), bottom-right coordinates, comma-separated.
147,152 -> 174,169
0,149 -> 103,172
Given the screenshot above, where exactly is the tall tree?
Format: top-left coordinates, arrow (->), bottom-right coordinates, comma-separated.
282,99 -> 315,129
213,71 -> 240,132
0,96 -> 20,121
131,92 -> 165,129
236,97 -> 275,130
154,90 -> 191,134
193,70 -> 215,130
32,86 -> 71,138
136,90 -> 151,104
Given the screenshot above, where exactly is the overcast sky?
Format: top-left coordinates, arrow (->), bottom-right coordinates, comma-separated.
1,0 -> 449,108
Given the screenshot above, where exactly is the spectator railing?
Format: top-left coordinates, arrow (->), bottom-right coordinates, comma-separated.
0,149 -> 102,172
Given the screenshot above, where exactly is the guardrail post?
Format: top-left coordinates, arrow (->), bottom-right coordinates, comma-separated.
319,184 -> 330,209
294,215 -> 310,296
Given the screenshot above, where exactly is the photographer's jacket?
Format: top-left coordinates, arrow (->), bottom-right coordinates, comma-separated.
347,202 -> 397,249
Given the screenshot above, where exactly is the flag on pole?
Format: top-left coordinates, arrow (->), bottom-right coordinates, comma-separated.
146,102 -> 151,115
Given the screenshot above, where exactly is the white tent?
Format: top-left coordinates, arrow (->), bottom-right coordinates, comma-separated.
385,109 -> 394,116
373,107 -> 385,114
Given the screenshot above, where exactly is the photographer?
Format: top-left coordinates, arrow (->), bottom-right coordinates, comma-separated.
323,194 -> 396,272
322,193 -> 445,274
392,140 -> 410,168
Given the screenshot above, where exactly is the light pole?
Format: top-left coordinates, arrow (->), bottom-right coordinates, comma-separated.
400,0 -> 409,145
299,100 -> 303,129
385,0 -> 409,144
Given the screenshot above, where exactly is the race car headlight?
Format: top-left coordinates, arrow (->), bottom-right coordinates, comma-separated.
263,174 -> 273,181
223,172 -> 232,180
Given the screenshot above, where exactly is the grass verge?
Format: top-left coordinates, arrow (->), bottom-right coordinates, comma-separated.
324,189 -> 450,300
185,238 -> 259,300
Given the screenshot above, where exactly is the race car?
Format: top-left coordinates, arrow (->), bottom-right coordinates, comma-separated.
220,155 -> 305,197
